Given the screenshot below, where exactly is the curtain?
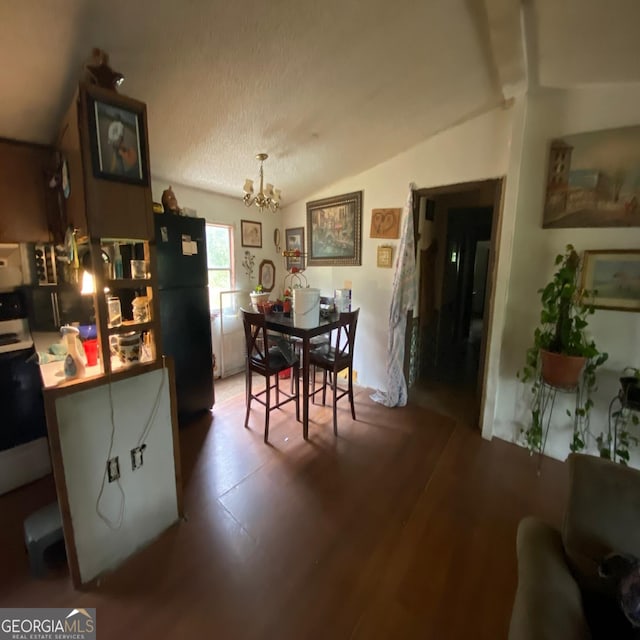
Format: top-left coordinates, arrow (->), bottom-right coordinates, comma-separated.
371,183 -> 418,407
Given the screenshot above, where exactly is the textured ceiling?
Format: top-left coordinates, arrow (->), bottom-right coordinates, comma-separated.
1,0 -> 639,204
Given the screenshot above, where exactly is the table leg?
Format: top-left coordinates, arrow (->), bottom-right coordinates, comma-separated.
303,337 -> 310,439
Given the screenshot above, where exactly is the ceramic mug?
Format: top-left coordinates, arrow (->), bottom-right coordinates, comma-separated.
116,331 -> 141,364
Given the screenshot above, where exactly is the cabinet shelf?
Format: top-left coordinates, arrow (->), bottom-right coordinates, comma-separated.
106,277 -> 155,290
107,320 -> 154,335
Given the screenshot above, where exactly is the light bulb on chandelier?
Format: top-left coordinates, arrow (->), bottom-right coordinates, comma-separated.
242,153 -> 282,213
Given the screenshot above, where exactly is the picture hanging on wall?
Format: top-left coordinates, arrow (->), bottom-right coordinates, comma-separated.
285,227 -> 305,271
241,220 -> 262,248
370,208 -> 401,238
86,88 -> 149,185
582,250 -> 640,312
543,125 -> 640,228
306,191 -> 362,266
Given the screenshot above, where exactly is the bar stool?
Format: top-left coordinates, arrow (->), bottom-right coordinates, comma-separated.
241,309 -> 300,442
309,309 -> 359,435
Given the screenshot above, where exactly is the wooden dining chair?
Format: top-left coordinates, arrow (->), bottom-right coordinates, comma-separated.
241,309 -> 300,442
309,308 -> 359,436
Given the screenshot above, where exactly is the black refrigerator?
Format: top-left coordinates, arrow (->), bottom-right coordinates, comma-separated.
155,213 -> 214,421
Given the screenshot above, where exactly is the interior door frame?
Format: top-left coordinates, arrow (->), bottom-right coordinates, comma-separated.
409,178 -> 504,431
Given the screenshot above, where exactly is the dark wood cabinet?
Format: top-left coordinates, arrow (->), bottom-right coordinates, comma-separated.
0,139 -> 54,243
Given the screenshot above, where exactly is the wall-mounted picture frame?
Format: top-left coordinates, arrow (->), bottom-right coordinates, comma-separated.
306,191 -> 362,266
582,249 -> 640,312
370,208 -> 401,238
543,125 -> 640,228
377,245 -> 393,268
258,259 -> 275,292
86,90 -> 149,185
285,227 -> 305,271
241,219 -> 262,248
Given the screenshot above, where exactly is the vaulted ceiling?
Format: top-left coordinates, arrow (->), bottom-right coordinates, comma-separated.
1,0 -> 639,203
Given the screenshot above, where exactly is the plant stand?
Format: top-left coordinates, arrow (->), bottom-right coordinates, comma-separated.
534,378 -> 583,474
602,388 -> 640,465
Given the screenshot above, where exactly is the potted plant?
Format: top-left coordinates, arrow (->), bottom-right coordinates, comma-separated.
518,244 -> 608,454
249,284 -> 270,312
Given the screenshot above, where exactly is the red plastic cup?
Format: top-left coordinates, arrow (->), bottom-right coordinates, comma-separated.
83,339 -> 99,366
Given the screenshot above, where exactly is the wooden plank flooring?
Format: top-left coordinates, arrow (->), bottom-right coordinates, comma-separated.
0,381 -> 569,639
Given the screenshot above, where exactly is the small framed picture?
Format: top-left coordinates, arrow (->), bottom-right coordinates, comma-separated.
582,249 -> 640,312
241,220 -> 262,248
259,259 -> 275,292
377,246 -> 393,268
370,208 -> 401,239
86,89 -> 149,185
285,227 -> 305,271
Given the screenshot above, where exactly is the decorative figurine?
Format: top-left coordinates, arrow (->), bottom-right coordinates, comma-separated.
161,186 -> 183,215
83,48 -> 124,91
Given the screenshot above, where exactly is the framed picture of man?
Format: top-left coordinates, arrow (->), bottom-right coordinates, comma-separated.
86,88 -> 149,185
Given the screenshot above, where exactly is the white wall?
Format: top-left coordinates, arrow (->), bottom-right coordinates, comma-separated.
55,366 -> 178,584
281,106 -> 513,393
493,85 -> 640,461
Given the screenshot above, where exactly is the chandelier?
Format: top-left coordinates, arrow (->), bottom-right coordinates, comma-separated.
242,153 -> 282,212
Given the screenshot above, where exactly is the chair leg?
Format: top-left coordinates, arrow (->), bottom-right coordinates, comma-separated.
264,374 -> 271,443
332,368 -> 338,436
312,365 -> 316,405
244,367 -> 252,429
294,363 -> 300,422
275,372 -> 280,408
348,365 -> 356,420
322,369 -> 327,405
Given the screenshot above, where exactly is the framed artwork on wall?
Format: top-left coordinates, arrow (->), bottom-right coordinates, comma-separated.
285,227 -> 305,271
543,125 -> 640,228
582,249 -> 640,312
306,191 -> 362,266
86,90 -> 149,185
258,259 -> 275,292
370,208 -> 401,238
241,219 -> 262,248
377,245 -> 393,268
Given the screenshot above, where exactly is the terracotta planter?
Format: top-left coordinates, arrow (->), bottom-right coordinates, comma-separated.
540,349 -> 586,390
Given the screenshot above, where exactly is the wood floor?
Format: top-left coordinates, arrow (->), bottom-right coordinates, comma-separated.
0,379 -> 569,639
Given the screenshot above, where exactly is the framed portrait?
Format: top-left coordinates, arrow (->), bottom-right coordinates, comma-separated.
370,208 -> 401,239
306,191 -> 362,266
285,227 -> 305,271
241,220 -> 262,248
582,250 -> 640,312
86,91 -> 149,185
259,259 -> 275,292
377,245 -> 393,268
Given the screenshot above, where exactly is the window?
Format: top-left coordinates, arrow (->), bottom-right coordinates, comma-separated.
206,223 -> 234,311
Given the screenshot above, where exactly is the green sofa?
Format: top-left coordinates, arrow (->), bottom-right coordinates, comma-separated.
509,453 -> 640,640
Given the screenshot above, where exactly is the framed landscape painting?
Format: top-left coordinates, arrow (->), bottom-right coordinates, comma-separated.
543,125 -> 640,228
582,250 -> 640,312
306,191 -> 362,266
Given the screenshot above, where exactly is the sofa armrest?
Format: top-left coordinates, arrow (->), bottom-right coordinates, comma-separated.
509,517 -> 591,640
563,454 -> 640,593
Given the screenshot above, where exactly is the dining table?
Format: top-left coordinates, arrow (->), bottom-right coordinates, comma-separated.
265,311 -> 342,439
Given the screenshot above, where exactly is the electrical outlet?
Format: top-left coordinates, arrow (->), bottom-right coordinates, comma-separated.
131,445 -> 146,471
107,457 -> 120,482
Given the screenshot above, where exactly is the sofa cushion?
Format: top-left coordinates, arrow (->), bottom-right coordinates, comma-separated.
562,454 -> 640,597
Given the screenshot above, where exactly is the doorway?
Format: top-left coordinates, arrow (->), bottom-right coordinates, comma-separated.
409,179 -> 502,428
